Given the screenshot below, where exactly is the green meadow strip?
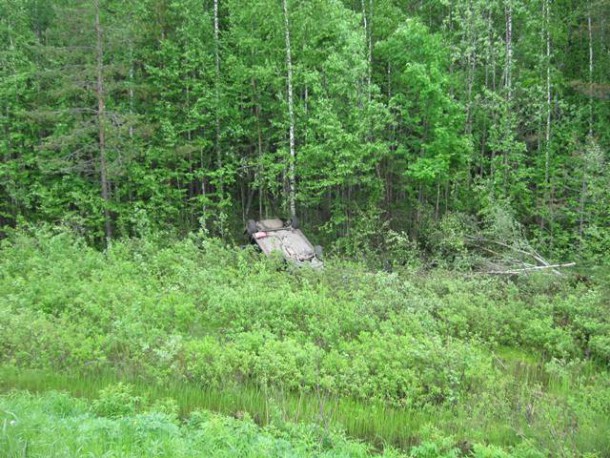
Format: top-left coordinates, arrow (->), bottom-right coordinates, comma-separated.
2,364 -> 608,454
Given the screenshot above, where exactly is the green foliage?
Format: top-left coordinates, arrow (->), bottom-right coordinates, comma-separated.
1,229 -> 610,456
93,383 -> 144,418
422,212 -> 476,268
1,391 -> 390,457
374,17 -> 471,221
1,0 -> 609,258
2,0 -> 610,452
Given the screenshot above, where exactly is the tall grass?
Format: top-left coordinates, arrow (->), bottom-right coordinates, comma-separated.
0,391 -> 385,457
2,364 -> 609,455
0,367 -> 434,450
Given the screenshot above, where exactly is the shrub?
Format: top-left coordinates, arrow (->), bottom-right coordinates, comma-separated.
93,383 -> 144,418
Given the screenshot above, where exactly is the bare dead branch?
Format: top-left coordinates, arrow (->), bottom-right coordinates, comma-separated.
484,263 -> 576,275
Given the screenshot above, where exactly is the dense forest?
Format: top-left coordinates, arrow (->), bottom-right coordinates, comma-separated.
1,0 -> 609,260
2,1 -> 610,456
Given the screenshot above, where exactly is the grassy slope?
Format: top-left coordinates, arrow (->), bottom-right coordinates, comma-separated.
0,228 -> 609,456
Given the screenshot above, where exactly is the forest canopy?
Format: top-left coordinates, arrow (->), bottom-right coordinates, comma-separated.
1,0 -> 609,261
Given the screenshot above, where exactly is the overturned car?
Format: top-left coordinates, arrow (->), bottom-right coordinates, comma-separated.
246,218 -> 323,268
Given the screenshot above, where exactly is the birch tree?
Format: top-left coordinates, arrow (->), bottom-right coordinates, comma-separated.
282,0 -> 297,220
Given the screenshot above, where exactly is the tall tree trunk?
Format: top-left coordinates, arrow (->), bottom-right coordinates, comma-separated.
282,0 -> 297,220
579,170 -> 588,237
251,78 -> 265,218
361,0 -> 373,102
504,1 -> 513,102
200,149 -> 207,227
579,2 -> 595,238
486,6 -> 497,183
543,0 -> 553,239
465,0 -> 475,137
129,41 -> 134,139
214,0 -> 223,199
587,2 -> 594,139
501,0 -> 513,193
95,0 -> 112,244
544,0 -> 551,186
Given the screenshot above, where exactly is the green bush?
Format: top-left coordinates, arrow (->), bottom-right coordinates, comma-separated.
93,383 -> 144,418
1,228 -> 609,455
0,391 -> 391,457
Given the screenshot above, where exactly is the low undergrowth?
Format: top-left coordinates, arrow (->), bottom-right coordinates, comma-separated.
1,227 -> 609,456
0,390 -> 390,457
0,389 -> 582,458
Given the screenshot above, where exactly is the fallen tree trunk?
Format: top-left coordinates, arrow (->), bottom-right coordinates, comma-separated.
464,235 -> 575,276
484,263 -> 576,275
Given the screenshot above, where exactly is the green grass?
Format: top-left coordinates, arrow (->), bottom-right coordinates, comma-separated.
2,363 -> 609,456
0,367 -> 439,451
0,390 -> 389,457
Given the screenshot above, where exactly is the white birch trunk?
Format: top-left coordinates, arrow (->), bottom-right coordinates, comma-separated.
361,0 -> 372,102
282,0 -> 296,220
502,0 -> 513,190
